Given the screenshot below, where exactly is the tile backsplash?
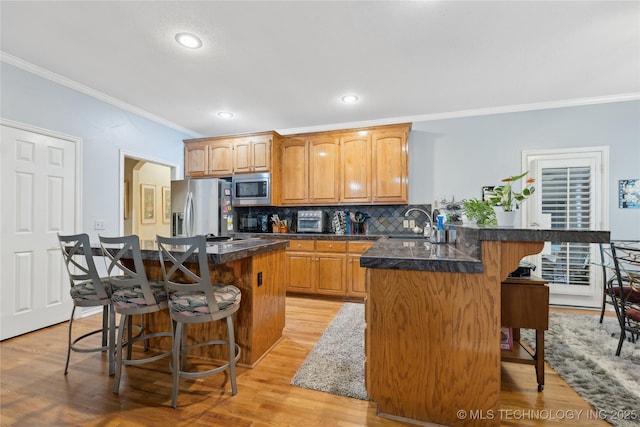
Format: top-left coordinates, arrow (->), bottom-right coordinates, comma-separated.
235,204 -> 431,235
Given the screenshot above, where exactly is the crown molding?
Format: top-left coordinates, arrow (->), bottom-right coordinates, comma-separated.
277,93 -> 640,135
1,52 -> 201,137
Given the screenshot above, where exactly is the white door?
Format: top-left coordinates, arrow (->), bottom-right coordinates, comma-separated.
523,148 -> 608,308
1,123 -> 79,340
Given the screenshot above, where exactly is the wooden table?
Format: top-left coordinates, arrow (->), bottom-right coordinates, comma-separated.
501,276 -> 549,391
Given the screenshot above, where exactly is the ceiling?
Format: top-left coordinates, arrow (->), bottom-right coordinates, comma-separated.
1,1 -> 639,138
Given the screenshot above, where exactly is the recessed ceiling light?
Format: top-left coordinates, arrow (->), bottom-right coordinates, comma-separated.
217,111 -> 234,119
341,94 -> 359,104
175,33 -> 202,49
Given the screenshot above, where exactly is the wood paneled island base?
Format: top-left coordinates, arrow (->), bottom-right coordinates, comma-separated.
142,248 -> 286,368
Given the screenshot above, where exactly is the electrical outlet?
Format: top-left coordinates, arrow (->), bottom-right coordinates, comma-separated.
403,219 -> 409,228
409,219 -> 415,228
94,219 -> 105,230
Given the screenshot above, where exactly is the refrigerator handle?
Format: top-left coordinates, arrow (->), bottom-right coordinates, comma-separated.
185,191 -> 194,237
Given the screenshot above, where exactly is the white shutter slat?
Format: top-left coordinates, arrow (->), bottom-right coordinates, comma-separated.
540,166 -> 593,286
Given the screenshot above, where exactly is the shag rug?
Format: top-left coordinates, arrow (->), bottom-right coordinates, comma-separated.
291,304 -> 639,427
290,303 -> 368,400
521,313 -> 639,427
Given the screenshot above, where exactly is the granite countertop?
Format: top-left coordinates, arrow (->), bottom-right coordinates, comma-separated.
360,236 -> 483,273
232,232 -> 380,241
93,237 -> 289,265
360,226 -> 611,273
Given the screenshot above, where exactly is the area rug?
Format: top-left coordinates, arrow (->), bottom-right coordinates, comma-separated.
521,313 -> 639,427
290,303 -> 368,400
291,303 -> 639,427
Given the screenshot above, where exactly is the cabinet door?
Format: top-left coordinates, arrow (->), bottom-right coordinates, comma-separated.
185,142 -> 208,177
316,253 -> 346,296
341,133 -> 371,203
347,241 -> 373,298
208,140 -> 234,176
371,128 -> 408,203
285,251 -> 315,294
309,136 -> 340,204
250,136 -> 272,172
233,137 -> 252,173
281,139 -> 308,205
347,254 -> 367,298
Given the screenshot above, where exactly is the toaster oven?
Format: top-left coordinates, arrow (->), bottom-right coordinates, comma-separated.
297,210 -> 327,233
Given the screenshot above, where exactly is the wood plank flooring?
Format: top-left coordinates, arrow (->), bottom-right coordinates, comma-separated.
0,297 -> 611,426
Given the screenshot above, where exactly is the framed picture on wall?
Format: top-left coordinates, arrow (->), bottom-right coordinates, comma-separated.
619,179 -> 640,208
141,184 -> 156,223
162,186 -> 171,223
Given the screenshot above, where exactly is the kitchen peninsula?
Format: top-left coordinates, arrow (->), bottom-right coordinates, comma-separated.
103,237 -> 288,368
360,226 -> 610,426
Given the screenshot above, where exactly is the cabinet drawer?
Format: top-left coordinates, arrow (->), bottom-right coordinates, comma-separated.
316,240 -> 347,253
287,240 -> 315,252
348,241 -> 374,254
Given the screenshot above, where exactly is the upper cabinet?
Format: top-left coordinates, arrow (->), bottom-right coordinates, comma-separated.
233,134 -> 272,173
280,138 -> 308,204
371,127 -> 408,203
184,131 -> 279,178
183,124 -> 409,206
279,123 -> 409,206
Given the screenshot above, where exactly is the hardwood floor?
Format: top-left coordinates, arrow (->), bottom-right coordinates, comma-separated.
0,297 -> 611,426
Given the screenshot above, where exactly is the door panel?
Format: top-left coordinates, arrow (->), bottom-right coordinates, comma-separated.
524,150 -> 606,308
1,124 -> 77,340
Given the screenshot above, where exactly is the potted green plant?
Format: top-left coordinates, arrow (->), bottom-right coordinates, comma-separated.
486,171 -> 536,212
462,198 -> 497,225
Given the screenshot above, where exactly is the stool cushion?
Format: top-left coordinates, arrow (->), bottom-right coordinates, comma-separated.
169,284 -> 241,317
70,278 -> 111,301
111,281 -> 168,309
607,286 -> 640,304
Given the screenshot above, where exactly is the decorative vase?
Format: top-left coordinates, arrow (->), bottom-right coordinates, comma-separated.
494,208 -> 518,227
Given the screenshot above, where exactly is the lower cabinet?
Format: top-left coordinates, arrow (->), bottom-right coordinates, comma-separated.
347,241 -> 374,298
285,239 -> 373,299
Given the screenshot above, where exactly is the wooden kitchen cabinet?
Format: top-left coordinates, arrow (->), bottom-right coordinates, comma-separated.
184,140 -> 209,177
315,240 -> 347,296
279,123 -> 409,206
207,139 -> 234,176
285,239 -> 368,299
372,127 -> 408,203
340,133 -> 371,203
309,136 -> 340,204
233,134 -> 272,174
280,139 -> 309,205
347,241 -> 374,298
184,131 -> 279,178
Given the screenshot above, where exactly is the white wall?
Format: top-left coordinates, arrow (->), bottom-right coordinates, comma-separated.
1,62 -> 190,241
408,100 -> 640,239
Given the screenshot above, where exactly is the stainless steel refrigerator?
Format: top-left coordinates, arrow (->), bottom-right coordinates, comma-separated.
171,178 -> 234,237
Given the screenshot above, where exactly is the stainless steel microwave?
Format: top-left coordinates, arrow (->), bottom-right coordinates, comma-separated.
231,172 -> 271,206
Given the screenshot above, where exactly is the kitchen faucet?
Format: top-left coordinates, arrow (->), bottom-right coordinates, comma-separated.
404,208 -> 433,238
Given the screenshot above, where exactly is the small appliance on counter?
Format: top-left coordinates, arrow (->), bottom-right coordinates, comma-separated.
297,210 -> 328,233
238,213 -> 270,233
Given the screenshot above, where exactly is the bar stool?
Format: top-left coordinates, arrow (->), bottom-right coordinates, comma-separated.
156,235 -> 241,408
99,235 -> 173,394
57,233 -> 115,376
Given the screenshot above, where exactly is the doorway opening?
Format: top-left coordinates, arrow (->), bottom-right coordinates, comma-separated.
120,151 -> 179,243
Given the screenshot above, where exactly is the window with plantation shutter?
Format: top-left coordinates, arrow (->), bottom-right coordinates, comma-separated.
539,166 -> 592,287
524,147 -> 608,308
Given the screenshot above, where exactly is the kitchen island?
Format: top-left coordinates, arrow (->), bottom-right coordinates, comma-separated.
103,237 -> 288,368
360,226 -> 610,426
